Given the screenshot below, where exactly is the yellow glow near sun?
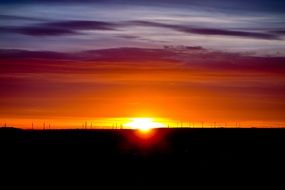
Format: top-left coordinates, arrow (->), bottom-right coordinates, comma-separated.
124,118 -> 166,132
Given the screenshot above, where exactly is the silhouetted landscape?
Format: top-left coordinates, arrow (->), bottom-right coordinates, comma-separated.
1,127 -> 284,189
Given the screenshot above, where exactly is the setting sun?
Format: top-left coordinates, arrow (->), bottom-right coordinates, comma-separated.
124,118 -> 166,132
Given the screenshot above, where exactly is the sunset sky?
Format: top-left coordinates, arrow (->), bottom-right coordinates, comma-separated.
1,0 -> 285,128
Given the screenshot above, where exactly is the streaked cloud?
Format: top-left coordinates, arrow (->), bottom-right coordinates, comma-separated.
0,2 -> 284,54
0,18 -> 282,40
128,20 -> 281,40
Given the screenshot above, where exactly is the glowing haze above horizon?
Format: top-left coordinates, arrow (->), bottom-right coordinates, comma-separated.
1,0 -> 285,128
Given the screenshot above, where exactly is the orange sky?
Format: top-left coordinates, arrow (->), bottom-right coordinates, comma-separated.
1,48 -> 285,128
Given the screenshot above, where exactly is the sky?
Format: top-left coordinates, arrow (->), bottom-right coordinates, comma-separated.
1,0 -> 285,128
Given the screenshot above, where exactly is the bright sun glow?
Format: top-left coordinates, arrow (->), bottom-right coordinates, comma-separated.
125,118 -> 166,132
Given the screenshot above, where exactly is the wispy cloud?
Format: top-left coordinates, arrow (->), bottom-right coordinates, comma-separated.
0,16 -> 282,40
44,20 -> 117,30
0,14 -> 47,21
0,1 -> 284,54
129,21 -> 281,40
0,20 -> 117,36
0,26 -> 77,36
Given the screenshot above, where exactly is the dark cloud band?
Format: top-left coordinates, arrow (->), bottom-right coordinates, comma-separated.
1,47 -> 285,74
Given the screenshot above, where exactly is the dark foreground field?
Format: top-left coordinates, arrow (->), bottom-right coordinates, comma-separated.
1,128 -> 285,189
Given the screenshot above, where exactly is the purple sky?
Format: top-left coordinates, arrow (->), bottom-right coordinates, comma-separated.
0,0 -> 284,55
